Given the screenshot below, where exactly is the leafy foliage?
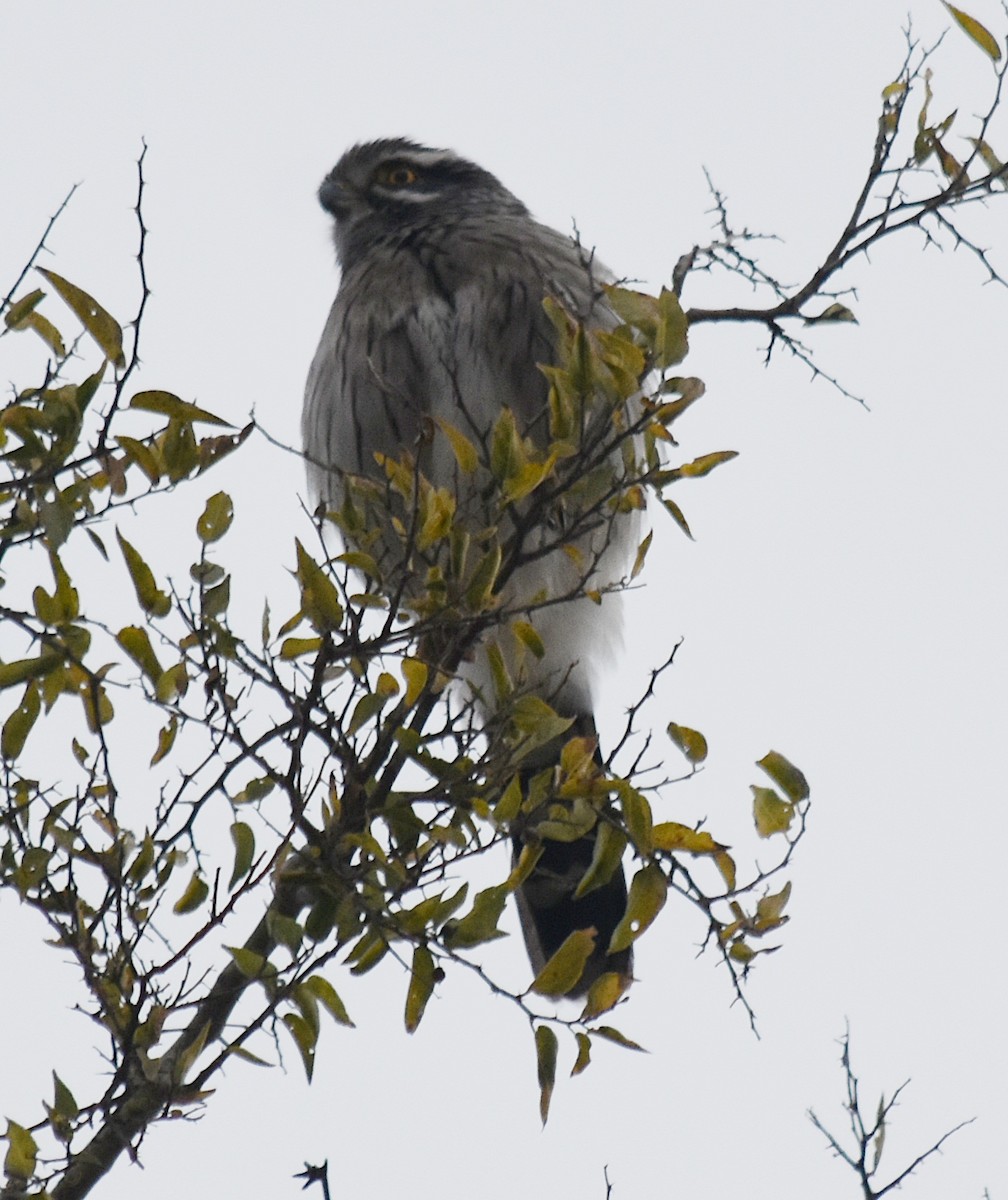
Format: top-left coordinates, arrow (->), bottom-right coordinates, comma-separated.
2,12 -> 1006,1196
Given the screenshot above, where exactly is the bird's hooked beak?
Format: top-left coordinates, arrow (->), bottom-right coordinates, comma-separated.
318,173 -> 358,222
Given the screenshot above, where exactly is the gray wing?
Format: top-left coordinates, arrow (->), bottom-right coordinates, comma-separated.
302,221 -> 608,509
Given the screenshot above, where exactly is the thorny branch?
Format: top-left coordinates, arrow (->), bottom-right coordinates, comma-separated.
675,24 -> 1008,402
807,1027 -> 976,1199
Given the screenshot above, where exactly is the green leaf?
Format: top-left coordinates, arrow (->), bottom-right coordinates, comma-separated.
51,1072 -> 79,1122
0,652 -> 62,691
942,2 -> 1002,59
510,695 -> 573,746
346,690 -> 392,736
172,1019 -> 211,1086
154,662 -> 189,704
302,975 -> 354,1027
574,823 -> 627,899
404,944 -> 437,1033
666,721 -> 708,764
4,1120 -> 38,1180
1,681 -> 40,761
593,1025 -> 645,1052
150,715 -> 178,766
805,302 -> 858,324
196,491 -> 234,543
282,1013 -> 317,1082
464,542 -> 502,610
654,286 -> 689,369
571,1032 -> 592,1076
531,928 -> 598,997
117,530 -> 171,617
173,872 -> 209,914
534,1025 -> 558,1125
751,786 -> 795,837
757,750 -> 809,803
4,288 -> 44,328
267,910 -> 304,955
38,268 -> 125,367
490,406 -> 525,481
609,862 -> 667,953
130,389 -> 230,426
445,884 -> 508,949
227,946 -> 268,979
662,496 -> 694,540
228,822 -> 255,888
116,435 -> 163,483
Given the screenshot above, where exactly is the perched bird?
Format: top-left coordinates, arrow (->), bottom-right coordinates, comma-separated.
303,138 -> 639,995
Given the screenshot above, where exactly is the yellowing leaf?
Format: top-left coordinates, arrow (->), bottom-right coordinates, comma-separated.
228,822 -> 255,889
116,625 -> 164,683
173,871 -> 209,914
619,785 -> 654,855
401,657 -> 428,708
4,1120 -> 38,1180
130,390 -> 230,426
513,619 -> 546,660
571,1032 -> 592,1076
581,970 -> 631,1020
714,850 -> 737,891
151,715 -> 178,766
295,539 -> 344,631
631,530 -> 653,580
675,449 -> 738,478
609,862 -> 667,953
196,491 -> 234,543
752,786 -> 795,837
662,496 -> 694,540
757,750 -> 809,803
652,821 -> 720,855
435,417 -> 480,473
666,721 -> 708,764
593,1025 -> 645,1052
38,268 -> 125,367
942,2 -> 1002,59
532,928 -> 598,997
755,881 -> 792,929
117,531 -> 171,618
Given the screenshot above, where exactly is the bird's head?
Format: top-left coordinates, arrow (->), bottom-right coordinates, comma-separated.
318,138 -> 529,268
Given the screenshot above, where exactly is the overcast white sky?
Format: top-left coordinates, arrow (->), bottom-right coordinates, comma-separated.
2,2 -> 1007,1197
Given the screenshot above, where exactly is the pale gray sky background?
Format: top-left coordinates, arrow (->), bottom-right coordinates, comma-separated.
2,2 -> 1006,1197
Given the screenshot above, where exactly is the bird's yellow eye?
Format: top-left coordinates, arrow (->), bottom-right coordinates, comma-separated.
378,163 -> 419,188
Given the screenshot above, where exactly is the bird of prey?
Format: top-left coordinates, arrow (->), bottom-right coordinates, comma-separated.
303,138 -> 640,996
